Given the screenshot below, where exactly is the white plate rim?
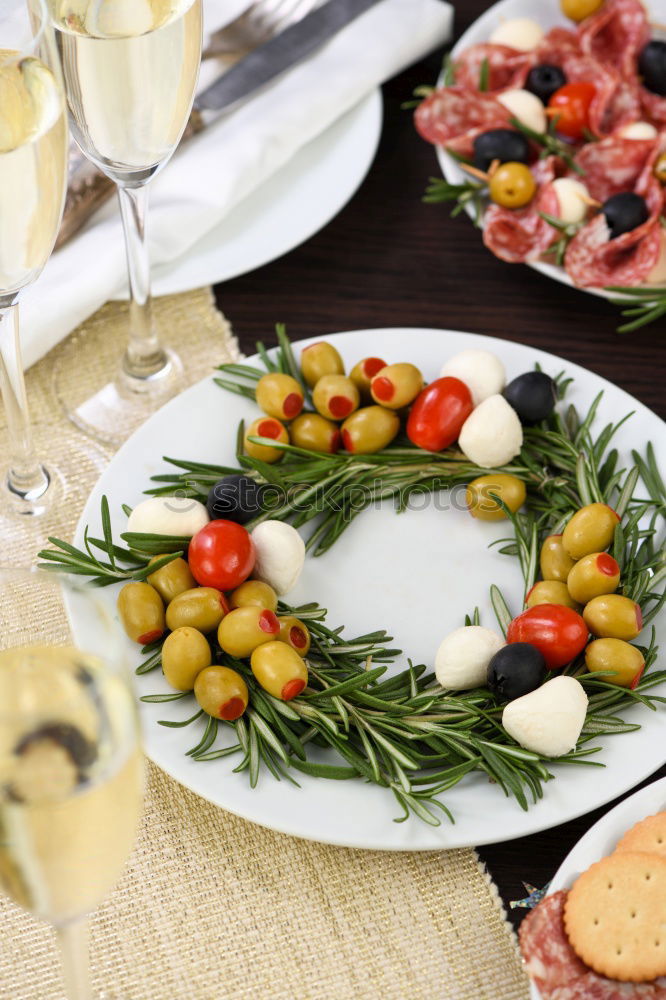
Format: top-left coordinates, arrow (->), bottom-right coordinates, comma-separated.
67,326 -> 666,851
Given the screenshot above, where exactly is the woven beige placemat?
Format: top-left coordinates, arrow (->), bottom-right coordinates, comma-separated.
0,290 -> 530,1000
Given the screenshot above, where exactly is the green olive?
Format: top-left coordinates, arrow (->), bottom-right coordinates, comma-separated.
255,373 -> 303,420
340,405 -> 400,454
194,666 -> 249,720
489,162 -> 536,209
525,580 -> 580,610
300,341 -> 345,388
561,0 -> 604,22
370,362 -> 424,409
349,357 -> 388,401
147,556 -> 196,604
654,151 -> 666,185
161,627 -> 211,692
584,638 -> 645,688
289,413 -> 341,454
466,474 -> 526,522
540,534 -> 576,583
166,587 -> 228,633
312,375 -> 360,421
117,582 -> 165,645
567,552 -> 621,604
217,606 -> 281,659
562,503 -> 620,560
583,594 -> 643,641
277,616 -> 311,657
230,580 -> 278,612
244,416 -> 289,464
250,641 -> 308,700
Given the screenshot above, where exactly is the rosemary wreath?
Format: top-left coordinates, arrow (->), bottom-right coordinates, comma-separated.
39,327 -> 666,827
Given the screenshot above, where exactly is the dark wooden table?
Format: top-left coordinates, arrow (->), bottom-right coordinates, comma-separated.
214,0 -> 666,930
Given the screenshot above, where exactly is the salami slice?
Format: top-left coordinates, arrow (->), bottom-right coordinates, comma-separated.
640,89 -> 666,128
453,43 -> 532,94
534,26 -> 582,65
560,53 -> 629,136
414,88 -> 510,155
483,158 -> 561,263
573,135 -> 658,203
519,891 -> 590,995
578,0 -> 650,79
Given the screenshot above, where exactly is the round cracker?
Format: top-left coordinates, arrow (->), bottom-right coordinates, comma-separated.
615,811 -> 666,858
563,851 -> 666,982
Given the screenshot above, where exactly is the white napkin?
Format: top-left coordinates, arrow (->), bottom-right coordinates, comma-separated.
21,0 -> 453,368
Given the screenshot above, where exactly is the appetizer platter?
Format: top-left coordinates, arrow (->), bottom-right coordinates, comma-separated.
521,777 -> 666,997
415,0 -> 666,329
40,328 -> 666,850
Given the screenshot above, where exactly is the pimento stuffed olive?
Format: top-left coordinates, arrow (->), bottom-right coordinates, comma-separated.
230,580 -> 278,612
166,587 -> 229,634
289,413 -> 341,454
583,594 -> 643,641
584,638 -> 645,689
300,341 -> 344,388
340,406 -> 400,454
117,582 -> 165,645
161,627 -> 211,692
349,357 -> 387,400
194,666 -> 249,721
465,474 -> 526,522
217,607 -> 281,659
250,642 -> 308,700
243,417 -> 289,464
567,552 -> 621,605
146,556 -> 196,604
312,375 -> 360,421
562,503 -> 620,560
255,373 -> 303,420
277,616 -> 311,657
525,581 -> 580,610
540,534 -> 576,583
370,363 -> 423,410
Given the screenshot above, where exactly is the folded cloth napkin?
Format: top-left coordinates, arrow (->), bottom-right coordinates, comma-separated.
21,0 -> 453,369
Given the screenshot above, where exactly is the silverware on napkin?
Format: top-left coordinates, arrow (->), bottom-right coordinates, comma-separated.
56,0 -> 384,250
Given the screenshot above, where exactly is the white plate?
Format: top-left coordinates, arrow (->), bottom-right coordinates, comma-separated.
437,0 -> 666,300
114,90 -> 382,298
529,776 -> 666,999
68,328 -> 666,850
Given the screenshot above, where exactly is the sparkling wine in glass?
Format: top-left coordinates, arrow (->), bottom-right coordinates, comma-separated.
50,0 -> 203,445
0,1 -> 68,517
0,568 -> 143,1000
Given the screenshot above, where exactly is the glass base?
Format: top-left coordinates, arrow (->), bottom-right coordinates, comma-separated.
53,324 -> 184,447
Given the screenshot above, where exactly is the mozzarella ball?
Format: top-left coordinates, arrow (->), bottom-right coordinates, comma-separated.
435,626 -> 505,690
617,121 -> 658,140
552,178 -> 591,225
439,349 -> 506,406
127,497 -> 209,537
489,18 -> 544,51
250,520 -> 305,595
502,676 -> 588,756
497,89 -> 546,134
459,395 -> 523,468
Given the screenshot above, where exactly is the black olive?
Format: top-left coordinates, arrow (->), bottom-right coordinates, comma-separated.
525,63 -> 567,104
601,192 -> 650,240
503,371 -> 557,425
487,643 -> 547,701
207,474 -> 269,524
638,40 -> 666,97
472,129 -> 530,173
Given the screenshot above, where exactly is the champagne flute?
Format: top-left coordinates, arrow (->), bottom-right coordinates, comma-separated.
0,567 -> 144,1000
50,0 -> 203,445
0,1 -> 68,517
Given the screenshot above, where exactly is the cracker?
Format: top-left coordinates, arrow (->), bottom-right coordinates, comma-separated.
615,811 -> 666,858
563,851 -> 666,982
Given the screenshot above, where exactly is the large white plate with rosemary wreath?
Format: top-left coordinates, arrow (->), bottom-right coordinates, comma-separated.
55,328 -> 666,851
433,0 -> 666,330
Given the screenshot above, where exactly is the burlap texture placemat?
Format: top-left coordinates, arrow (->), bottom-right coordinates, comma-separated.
0,289 -> 530,1000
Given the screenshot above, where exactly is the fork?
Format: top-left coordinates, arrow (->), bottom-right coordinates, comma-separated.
203,0 -> 319,60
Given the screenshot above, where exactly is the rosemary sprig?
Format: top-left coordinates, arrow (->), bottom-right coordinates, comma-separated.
539,212 -> 586,268
422,176 -> 485,228
478,56 -> 490,92
508,117 -> 585,175
605,286 -> 666,334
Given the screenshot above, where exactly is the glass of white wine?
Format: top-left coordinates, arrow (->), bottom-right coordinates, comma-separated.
0,568 -> 144,999
0,0 -> 68,517
51,0 -> 203,445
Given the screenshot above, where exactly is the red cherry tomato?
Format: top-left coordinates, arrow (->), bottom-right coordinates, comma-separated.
188,520 -> 255,591
406,377 -> 473,452
506,604 -> 588,670
548,82 -> 596,141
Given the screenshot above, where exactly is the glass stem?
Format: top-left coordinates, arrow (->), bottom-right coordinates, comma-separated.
0,296 -> 50,502
56,918 -> 92,1000
116,183 -> 168,380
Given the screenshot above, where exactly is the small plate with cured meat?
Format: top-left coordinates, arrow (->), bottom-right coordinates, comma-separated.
414,0 -> 666,298
520,776 -> 666,999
